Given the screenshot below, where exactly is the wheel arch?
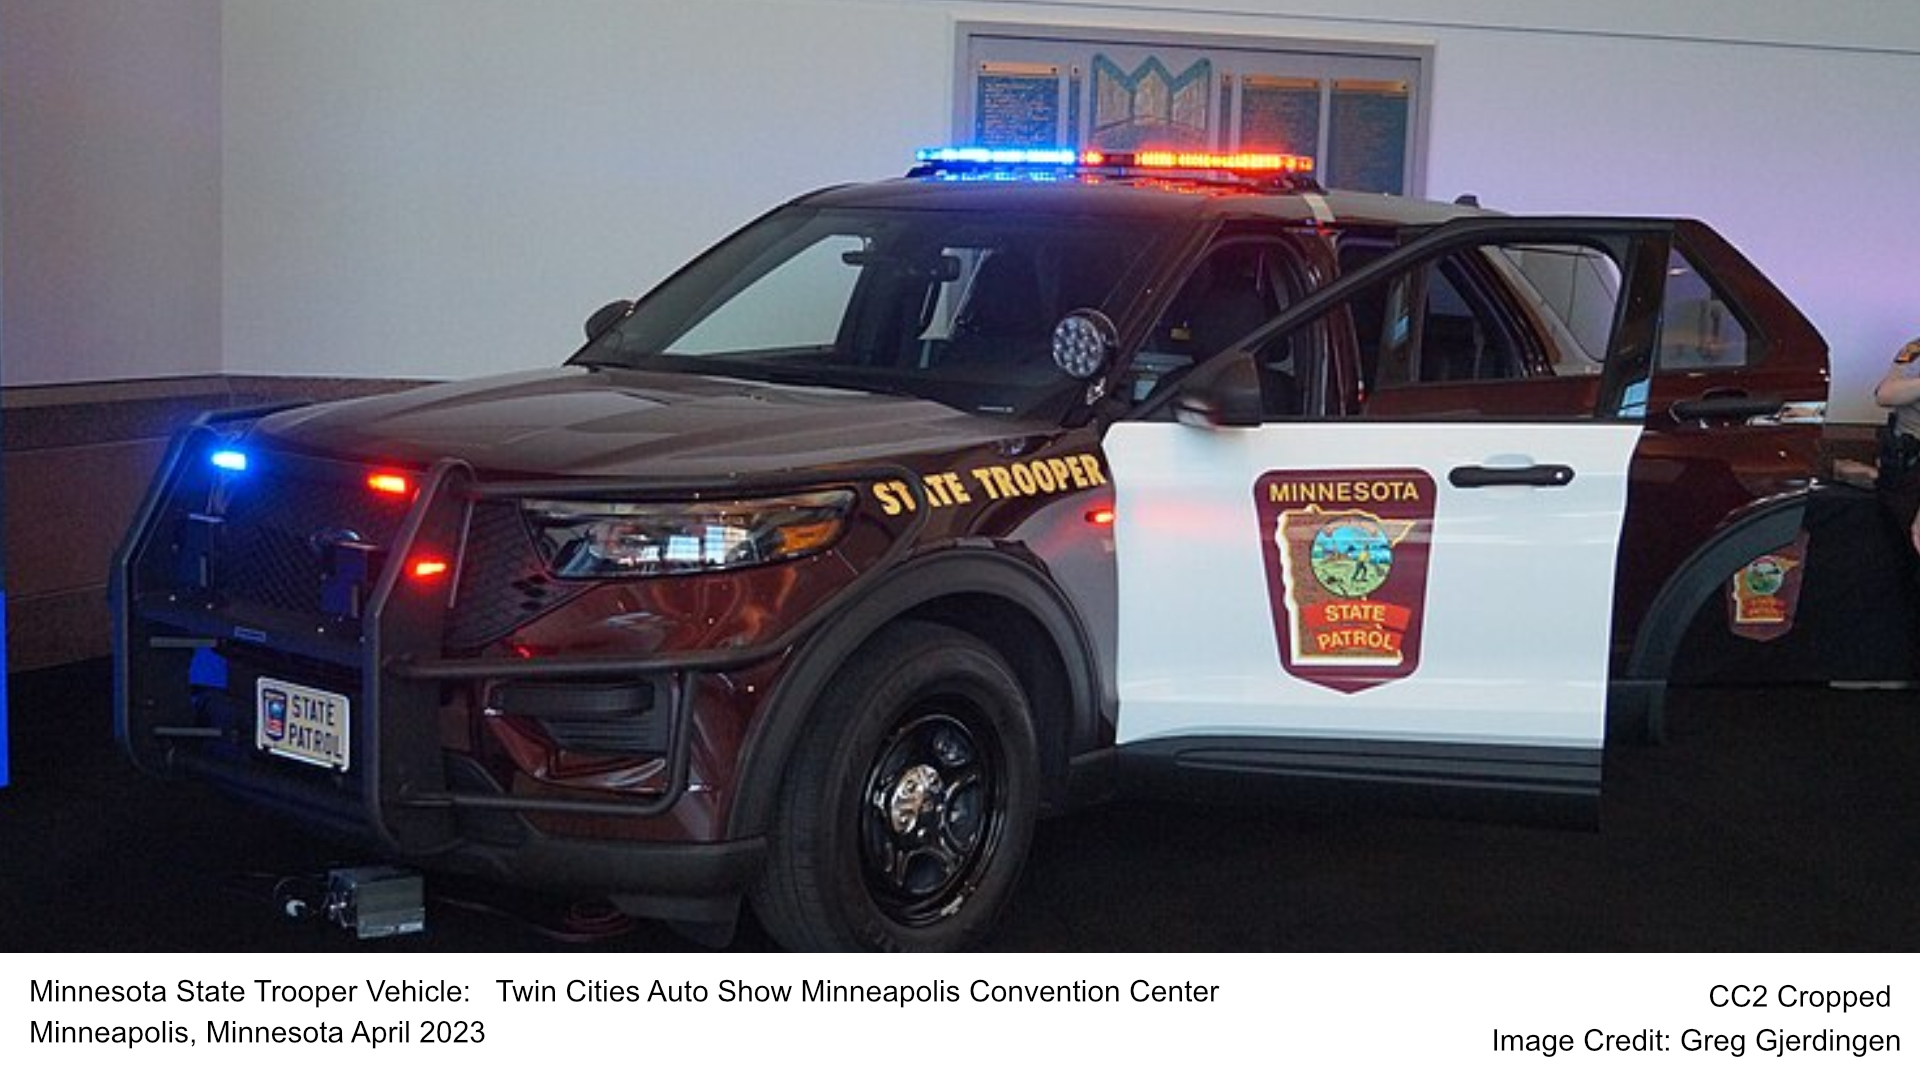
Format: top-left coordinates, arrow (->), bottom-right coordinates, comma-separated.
1616,489 -> 1809,739
727,548 -> 1101,841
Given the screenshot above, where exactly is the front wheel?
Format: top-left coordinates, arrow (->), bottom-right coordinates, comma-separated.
752,621 -> 1039,951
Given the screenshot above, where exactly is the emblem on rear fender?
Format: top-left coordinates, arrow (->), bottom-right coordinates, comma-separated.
1255,469 -> 1436,694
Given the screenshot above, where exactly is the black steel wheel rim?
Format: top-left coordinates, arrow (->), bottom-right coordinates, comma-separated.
857,708 -> 1005,927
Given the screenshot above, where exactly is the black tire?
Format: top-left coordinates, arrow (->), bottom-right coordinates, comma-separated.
752,621 -> 1039,951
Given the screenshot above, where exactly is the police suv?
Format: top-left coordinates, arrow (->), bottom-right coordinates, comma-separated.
115,148 -> 1829,950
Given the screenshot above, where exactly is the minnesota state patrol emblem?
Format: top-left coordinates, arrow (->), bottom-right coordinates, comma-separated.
1255,469 -> 1436,693
1727,532 -> 1809,642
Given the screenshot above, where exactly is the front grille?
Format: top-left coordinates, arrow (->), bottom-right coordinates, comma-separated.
164,453 -> 586,648
217,458 -> 413,618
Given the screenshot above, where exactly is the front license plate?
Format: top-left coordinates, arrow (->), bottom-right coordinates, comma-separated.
256,677 -> 351,771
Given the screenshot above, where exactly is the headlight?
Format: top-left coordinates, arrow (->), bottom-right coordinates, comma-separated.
523,490 -> 854,578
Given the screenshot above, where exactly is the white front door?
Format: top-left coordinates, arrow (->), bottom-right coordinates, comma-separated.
1107,420 -> 1638,758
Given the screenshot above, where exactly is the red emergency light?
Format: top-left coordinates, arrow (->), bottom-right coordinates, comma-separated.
410,557 -> 450,580
367,472 -> 413,497
1128,150 -> 1314,173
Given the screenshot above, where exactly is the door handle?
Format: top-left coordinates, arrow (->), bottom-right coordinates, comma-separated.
1669,394 -> 1783,422
1447,464 -> 1575,488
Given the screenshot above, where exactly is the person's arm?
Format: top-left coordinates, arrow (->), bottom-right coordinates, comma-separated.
1874,371 -> 1920,407
1876,339 -> 1920,406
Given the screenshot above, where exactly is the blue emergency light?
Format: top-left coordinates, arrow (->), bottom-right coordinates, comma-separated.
915,146 -> 1082,166
210,449 -> 249,472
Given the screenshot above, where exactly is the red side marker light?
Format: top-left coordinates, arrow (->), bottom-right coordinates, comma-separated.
1086,506 -> 1116,527
410,558 -> 449,580
367,472 -> 412,497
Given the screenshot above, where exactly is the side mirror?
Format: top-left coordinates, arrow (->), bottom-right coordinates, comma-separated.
585,299 -> 634,342
1052,309 -> 1117,379
1175,351 -> 1264,429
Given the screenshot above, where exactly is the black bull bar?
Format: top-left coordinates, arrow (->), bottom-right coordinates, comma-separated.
112,405 -> 928,859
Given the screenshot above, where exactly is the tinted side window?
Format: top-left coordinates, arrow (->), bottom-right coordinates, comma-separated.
1338,241 -> 1626,398
1655,247 -> 1752,370
1301,233 -> 1647,419
1373,244 -> 1628,391
1373,258 -> 1526,388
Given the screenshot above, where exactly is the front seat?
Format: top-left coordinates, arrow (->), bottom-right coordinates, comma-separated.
945,250 -> 1050,367
1186,269 -> 1297,416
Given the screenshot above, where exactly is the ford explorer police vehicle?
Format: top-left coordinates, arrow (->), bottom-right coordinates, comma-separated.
115,148 -> 1829,950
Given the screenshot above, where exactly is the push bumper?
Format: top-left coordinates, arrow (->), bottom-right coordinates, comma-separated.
112,409 -> 923,902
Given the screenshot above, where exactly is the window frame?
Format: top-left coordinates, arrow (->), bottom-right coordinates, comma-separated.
954,22 -> 1434,197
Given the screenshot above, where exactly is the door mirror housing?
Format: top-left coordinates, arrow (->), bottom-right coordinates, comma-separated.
585,299 -> 635,342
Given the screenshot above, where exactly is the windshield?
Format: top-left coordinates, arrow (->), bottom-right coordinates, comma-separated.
575,205 -> 1180,417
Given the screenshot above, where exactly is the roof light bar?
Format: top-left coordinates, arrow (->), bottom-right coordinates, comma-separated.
915,146 -> 1314,175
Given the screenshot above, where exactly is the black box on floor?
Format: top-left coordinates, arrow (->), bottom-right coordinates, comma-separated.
325,867 -> 425,939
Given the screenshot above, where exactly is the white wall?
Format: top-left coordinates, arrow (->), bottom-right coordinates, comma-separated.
8,1 -> 1916,420
0,0 -> 222,387
218,0 -> 1920,420
221,0 -> 948,386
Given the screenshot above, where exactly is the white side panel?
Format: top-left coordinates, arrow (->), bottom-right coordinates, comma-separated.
1107,421 -> 1639,750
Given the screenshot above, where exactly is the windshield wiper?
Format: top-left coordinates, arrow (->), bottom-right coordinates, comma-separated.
717,364 -> 915,399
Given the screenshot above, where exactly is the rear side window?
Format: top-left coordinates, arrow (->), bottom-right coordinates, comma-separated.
1655,247 -> 1753,370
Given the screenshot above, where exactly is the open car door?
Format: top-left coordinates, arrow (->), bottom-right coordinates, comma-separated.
1105,219 -> 1679,820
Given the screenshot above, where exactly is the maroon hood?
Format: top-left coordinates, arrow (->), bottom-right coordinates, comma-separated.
250,366 -> 1047,478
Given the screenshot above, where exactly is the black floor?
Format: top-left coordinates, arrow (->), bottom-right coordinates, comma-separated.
2,660 -> 1914,952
